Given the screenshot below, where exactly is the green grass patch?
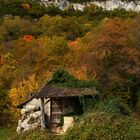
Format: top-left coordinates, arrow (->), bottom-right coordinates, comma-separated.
0,127 -> 16,140
62,112 -> 140,140
10,129 -> 61,140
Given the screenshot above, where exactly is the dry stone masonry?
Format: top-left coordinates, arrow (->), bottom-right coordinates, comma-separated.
16,99 -> 41,133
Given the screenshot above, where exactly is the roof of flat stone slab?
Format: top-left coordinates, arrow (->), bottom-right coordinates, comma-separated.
17,85 -> 98,108
34,84 -> 98,98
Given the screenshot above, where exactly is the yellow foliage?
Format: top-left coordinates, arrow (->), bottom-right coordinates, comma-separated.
22,3 -> 30,11
68,65 -> 88,80
8,74 -> 39,121
43,71 -> 52,82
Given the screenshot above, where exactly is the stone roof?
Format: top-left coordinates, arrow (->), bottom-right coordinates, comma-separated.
17,84 -> 98,108
35,84 -> 98,98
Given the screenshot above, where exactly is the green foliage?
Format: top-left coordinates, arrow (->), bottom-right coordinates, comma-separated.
0,52 -> 17,87
44,5 -> 62,16
27,2 -> 48,18
83,6 -> 137,23
38,15 -> 86,40
50,68 -> 99,89
62,112 -> 140,140
0,0 -> 26,17
135,90 -> 140,115
0,127 -> 16,140
0,0 -> 137,20
0,85 -> 10,126
0,0 -> 46,18
39,36 -> 69,69
107,8 -> 137,18
79,96 -> 99,113
95,98 -> 131,115
0,16 -> 39,41
43,6 -> 137,20
79,96 -> 130,115
63,5 -> 83,17
10,129 -> 60,140
45,36 -> 69,56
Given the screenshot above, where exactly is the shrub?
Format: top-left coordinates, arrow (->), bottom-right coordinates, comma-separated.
95,98 -> 130,115
62,112 -> 140,140
10,129 -> 60,140
79,96 -> 99,113
136,90 -> 140,115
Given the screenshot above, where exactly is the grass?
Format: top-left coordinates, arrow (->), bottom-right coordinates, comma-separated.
0,127 -> 16,140
1,111 -> 140,140
62,112 -> 140,140
10,129 -> 61,140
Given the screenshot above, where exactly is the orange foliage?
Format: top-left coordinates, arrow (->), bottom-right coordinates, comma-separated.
90,18 -> 130,51
23,35 -> 34,42
68,64 -> 88,80
68,38 -> 80,47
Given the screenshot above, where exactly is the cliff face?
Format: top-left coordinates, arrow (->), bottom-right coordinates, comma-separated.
40,0 -> 140,11
92,0 -> 140,11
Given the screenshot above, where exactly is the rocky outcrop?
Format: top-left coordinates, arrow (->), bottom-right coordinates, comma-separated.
16,99 -> 41,133
92,0 -> 140,11
40,0 -> 140,12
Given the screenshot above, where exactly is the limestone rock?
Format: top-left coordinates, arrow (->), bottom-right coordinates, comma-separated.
17,99 -> 41,133
40,0 -> 140,12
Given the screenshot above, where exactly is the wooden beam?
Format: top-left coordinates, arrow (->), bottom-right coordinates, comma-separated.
40,98 -> 46,129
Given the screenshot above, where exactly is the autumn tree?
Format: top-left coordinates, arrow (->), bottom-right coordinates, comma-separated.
0,52 -> 17,88
38,36 -> 69,70
0,16 -> 39,42
0,52 -> 17,125
38,15 -> 86,40
0,83 -> 10,126
127,15 -> 140,111
9,74 -> 39,122
81,18 -> 140,106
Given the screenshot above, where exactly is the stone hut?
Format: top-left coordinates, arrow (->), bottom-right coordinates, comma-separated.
17,84 -> 98,133
17,68 -> 99,133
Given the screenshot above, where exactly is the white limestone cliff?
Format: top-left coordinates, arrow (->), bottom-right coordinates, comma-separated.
92,0 -> 140,11
40,0 -> 140,12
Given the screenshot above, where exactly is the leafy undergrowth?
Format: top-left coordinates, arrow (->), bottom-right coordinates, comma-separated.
62,112 -> 140,140
10,129 -> 61,140
0,127 -> 16,140
9,111 -> 140,140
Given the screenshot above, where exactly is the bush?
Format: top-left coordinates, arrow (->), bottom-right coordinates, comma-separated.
95,98 -> 130,115
136,90 -> 140,115
62,112 -> 140,140
10,129 -> 60,140
79,96 -> 99,113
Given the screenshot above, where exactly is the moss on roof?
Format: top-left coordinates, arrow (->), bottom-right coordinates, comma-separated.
49,68 -> 99,90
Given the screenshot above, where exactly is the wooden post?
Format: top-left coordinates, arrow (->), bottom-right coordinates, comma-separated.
40,98 -> 46,129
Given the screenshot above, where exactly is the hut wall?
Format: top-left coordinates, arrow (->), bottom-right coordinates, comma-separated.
44,98 -> 51,126
51,98 -> 63,125
26,98 -> 40,107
